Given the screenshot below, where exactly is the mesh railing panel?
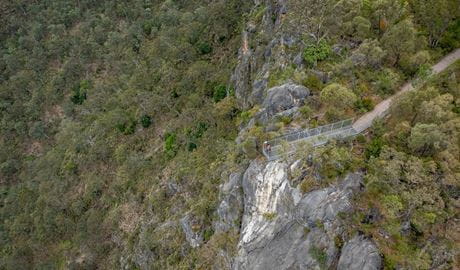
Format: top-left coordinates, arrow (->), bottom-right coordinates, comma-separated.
263,119 -> 356,160
267,118 -> 353,147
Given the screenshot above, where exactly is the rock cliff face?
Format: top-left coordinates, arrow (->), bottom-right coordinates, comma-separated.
213,158 -> 381,269
231,0 -> 301,108
214,172 -> 245,233
213,1 -> 382,269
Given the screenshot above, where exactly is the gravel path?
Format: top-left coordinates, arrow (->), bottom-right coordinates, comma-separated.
352,49 -> 460,133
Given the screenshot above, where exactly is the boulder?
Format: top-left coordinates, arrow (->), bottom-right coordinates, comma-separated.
337,235 -> 382,270
262,83 -> 310,116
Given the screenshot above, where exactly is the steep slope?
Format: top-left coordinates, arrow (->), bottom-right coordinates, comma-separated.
0,0 -> 251,268
0,0 -> 458,269
214,0 -> 459,269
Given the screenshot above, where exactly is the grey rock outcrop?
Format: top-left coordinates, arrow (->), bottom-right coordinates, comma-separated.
224,1 -> 385,269
262,83 -> 309,116
214,172 -> 245,233
232,33 -> 253,108
238,160 -> 298,251
180,214 -> 203,248
230,159 -> 375,270
237,224 -> 338,270
251,77 -> 268,105
296,173 -> 362,224
231,0 -> 304,108
253,83 -> 309,124
337,235 -> 381,270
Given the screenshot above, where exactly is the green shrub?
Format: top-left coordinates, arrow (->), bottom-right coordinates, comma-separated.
408,123 -> 445,156
187,142 -> 197,152
375,69 -> 400,95
203,228 -> 214,242
440,20 -> 460,50
309,118 -> 318,127
416,64 -> 432,80
237,106 -> 260,125
365,137 -> 384,158
320,83 -> 357,110
62,161 -> 77,173
241,137 -> 259,159
303,74 -> 324,92
299,105 -> 312,119
453,103 -> 460,114
334,235 -> 344,248
140,115 -> 152,128
382,194 -> 403,219
324,108 -> 341,122
185,122 -> 208,152
70,80 -> 89,105
238,111 -> 252,124
309,246 -> 328,269
303,40 -> 331,67
315,219 -> 325,230
251,5 -> 267,22
400,50 -> 431,76
0,160 -> 19,176
299,177 -> 316,193
278,115 -> 292,125
70,89 -> 87,105
262,212 -> 277,221
164,133 -> 178,157
116,120 -> 137,135
354,97 -> 374,112
197,42 -> 212,54
356,134 -> 366,144
29,121 -> 46,139
197,122 -> 208,137
213,84 -> 227,102
124,121 -> 136,134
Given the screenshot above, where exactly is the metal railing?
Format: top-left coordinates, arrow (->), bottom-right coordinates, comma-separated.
262,119 -> 356,160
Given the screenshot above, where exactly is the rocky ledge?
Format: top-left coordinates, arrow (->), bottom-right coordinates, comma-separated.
214,159 -> 382,270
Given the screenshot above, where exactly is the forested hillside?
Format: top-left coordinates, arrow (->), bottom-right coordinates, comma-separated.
351,62 -> 460,269
0,0 -> 459,269
1,0 -> 251,268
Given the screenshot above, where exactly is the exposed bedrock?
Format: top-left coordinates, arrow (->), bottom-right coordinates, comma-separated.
216,159 -> 382,270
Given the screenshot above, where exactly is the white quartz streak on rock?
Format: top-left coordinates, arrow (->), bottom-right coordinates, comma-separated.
240,161 -> 289,244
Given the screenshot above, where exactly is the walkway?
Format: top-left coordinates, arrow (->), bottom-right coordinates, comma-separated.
264,119 -> 356,160
263,48 -> 460,160
352,48 -> 460,133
